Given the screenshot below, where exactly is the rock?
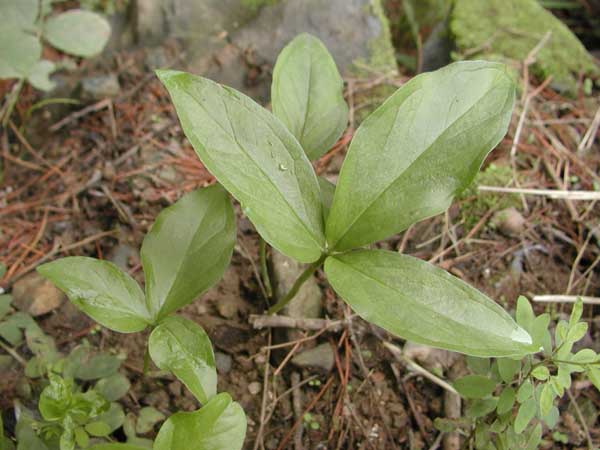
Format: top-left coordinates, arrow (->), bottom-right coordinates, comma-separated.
451,0 -> 599,95
81,74 -> 121,100
107,243 -> 139,272
12,273 -> 66,317
492,207 -> 526,236
291,343 -> 334,372
271,250 -> 322,327
248,381 -> 262,395
133,0 -> 396,100
403,341 -> 459,373
215,351 -> 232,374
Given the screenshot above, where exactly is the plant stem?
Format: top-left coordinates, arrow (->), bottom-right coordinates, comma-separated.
267,254 -> 326,315
143,345 -> 151,376
259,239 -> 272,298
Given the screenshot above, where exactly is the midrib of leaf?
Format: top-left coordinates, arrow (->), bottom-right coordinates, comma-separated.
330,78 -> 507,249
331,255 -> 515,344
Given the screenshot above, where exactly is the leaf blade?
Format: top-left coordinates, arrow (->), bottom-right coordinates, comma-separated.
157,70 -> 325,262
37,257 -> 150,333
271,33 -> 348,160
324,250 -> 533,357
43,10 -> 110,57
154,393 -> 246,450
149,316 -> 217,404
326,61 -> 516,251
141,185 -> 236,319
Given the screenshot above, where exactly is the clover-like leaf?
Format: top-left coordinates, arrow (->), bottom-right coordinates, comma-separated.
454,375 -> 496,399
141,185 -> 236,320
514,398 -> 536,434
326,61 -> 515,251
157,70 -> 325,263
38,257 -> 151,333
154,393 -> 246,450
44,10 -> 111,57
149,316 -> 217,404
0,26 -> 41,79
271,33 -> 348,160
325,250 -> 533,357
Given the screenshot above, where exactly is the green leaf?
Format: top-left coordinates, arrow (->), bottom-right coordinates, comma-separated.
525,423 -> 542,450
466,356 -> 490,375
1,0 -> 38,28
517,380 -> 533,403
318,176 -> 336,222
586,366 -> 600,392
37,257 -> 151,333
571,349 -> 598,364
568,297 -> 583,328
325,61 -> 515,251
324,250 -> 533,357
26,59 -> 56,91
15,414 -> 48,450
141,186 -> 236,320
74,353 -> 121,381
530,313 -> 550,350
39,374 -> 74,421
566,321 -> 587,343
539,383 -> 554,417
74,427 -> 89,449
466,397 -> 498,418
0,26 -> 41,79
135,407 -> 165,434
497,387 -> 516,415
0,294 -> 13,320
43,10 -> 110,57
516,296 -> 535,333
543,406 -> 560,429
95,373 -> 131,401
149,316 -> 216,404
454,375 -> 496,399
497,358 -> 521,383
97,402 -> 126,433
88,445 -> 149,450
157,70 -> 325,263
154,393 -> 246,450
271,33 -> 347,160
514,398 -> 536,434
531,366 -> 550,381
85,421 -> 111,437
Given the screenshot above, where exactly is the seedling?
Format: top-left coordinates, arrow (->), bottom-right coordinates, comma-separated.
36,186 -> 247,450
440,297 -> 600,449
157,33 -> 533,359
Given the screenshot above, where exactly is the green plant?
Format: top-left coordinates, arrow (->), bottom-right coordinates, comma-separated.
0,0 -> 111,124
437,297 -> 600,449
33,186 -> 246,450
156,33 -> 532,357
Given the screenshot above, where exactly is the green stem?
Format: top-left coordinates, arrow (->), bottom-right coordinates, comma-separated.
267,254 -> 326,315
1,79 -> 24,127
259,239 -> 272,298
143,344 -> 151,376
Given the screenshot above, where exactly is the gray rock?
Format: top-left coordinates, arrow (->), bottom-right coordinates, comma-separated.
12,273 -> 66,317
271,250 -> 322,322
133,0 -> 396,99
492,207 -> 526,236
291,343 -> 334,372
215,351 -> 232,374
248,381 -> 262,395
81,74 -> 121,100
107,243 -> 139,272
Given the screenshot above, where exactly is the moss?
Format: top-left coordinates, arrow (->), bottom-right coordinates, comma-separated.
450,0 -> 599,95
458,163 -> 522,230
241,0 -> 279,12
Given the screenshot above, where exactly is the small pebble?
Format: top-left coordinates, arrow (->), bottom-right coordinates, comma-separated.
248,381 -> 261,395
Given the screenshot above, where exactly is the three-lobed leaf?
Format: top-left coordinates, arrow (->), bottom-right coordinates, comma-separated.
149,316 -> 217,404
154,393 -> 246,450
271,33 -> 348,160
325,250 -> 533,357
44,10 -> 111,57
157,70 -> 325,263
37,257 -> 151,333
141,185 -> 236,320
326,61 -> 516,251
